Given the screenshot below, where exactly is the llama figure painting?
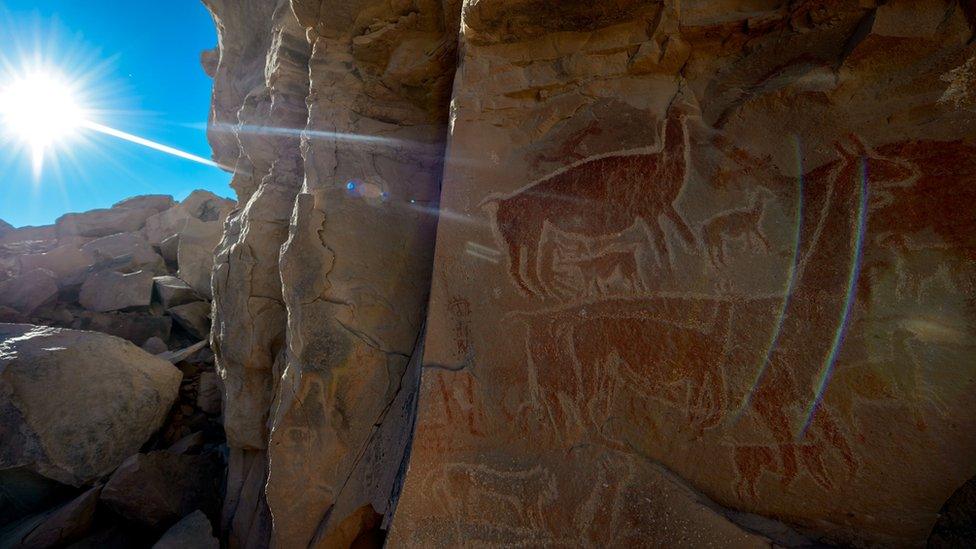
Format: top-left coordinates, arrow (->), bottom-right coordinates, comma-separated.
483,105 -> 695,297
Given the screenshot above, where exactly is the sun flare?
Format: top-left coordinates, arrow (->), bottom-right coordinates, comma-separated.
0,70 -> 86,175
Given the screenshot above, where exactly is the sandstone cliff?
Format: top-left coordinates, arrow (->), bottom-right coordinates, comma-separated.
202,0 -> 976,546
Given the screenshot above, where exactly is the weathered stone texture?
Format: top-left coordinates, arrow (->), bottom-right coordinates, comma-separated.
203,0 -> 456,544
390,1 -> 976,547
202,0 -> 976,547
0,325 -> 182,486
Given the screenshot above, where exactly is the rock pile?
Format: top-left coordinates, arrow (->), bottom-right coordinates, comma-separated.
0,191 -> 232,347
0,190 -> 234,547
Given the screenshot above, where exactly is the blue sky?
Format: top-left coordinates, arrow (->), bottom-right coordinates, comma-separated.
0,1 -> 232,227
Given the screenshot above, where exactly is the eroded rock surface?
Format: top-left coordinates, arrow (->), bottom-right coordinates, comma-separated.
200,0 -> 976,547
391,1 -> 976,547
203,0 -> 454,545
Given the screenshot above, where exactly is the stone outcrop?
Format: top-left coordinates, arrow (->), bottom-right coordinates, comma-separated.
0,191 -> 233,547
0,325 -> 181,486
200,0 -> 976,547
390,1 -> 976,547
203,0 -> 455,545
0,191 -> 231,350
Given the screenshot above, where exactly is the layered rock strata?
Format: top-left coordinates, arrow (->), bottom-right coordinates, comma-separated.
202,0 -> 976,547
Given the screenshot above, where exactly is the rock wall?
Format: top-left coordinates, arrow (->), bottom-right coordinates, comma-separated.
203,0 -> 976,546
203,0 -> 457,546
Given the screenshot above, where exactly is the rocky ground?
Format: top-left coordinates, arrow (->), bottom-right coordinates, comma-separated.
0,192 -> 233,547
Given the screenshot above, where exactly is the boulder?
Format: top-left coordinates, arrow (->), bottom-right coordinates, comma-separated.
167,431 -> 206,455
17,244 -> 95,286
81,232 -> 166,274
100,452 -> 221,529
196,372 -> 222,415
152,510 -> 219,549
113,194 -> 175,213
0,225 -> 56,246
79,269 -> 154,312
142,190 -> 233,247
0,468 -> 73,527
179,190 -> 234,223
83,311 -> 172,346
168,302 -> 211,340
176,221 -> 221,299
0,325 -> 182,485
18,486 -> 101,548
158,234 -> 180,265
55,207 -> 158,238
0,269 -> 58,314
142,336 -> 170,355
153,276 -> 201,309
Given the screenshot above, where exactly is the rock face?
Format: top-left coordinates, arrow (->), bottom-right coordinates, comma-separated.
203,0 -> 453,545
391,2 -> 976,547
202,0 -> 976,547
0,325 -> 182,486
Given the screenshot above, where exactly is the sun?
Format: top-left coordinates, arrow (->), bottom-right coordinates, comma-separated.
0,70 -> 86,174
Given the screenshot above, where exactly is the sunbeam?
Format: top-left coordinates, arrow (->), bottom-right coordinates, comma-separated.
82,120 -> 220,168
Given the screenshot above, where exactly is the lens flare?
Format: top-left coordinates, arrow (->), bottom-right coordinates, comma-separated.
0,70 -> 85,176
798,157 -> 869,440
732,136 -> 805,420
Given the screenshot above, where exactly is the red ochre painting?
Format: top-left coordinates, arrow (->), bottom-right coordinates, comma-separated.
407,110 -> 976,544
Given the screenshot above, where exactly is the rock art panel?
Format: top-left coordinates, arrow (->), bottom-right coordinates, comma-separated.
392,1 -> 976,546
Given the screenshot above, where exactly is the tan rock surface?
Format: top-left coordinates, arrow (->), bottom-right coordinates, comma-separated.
200,0 -> 976,546
81,232 -> 166,274
0,325 -> 182,486
176,219 -> 223,299
143,190 -> 233,247
55,206 -> 158,238
202,0 -> 456,544
153,275 -> 201,309
113,194 -> 176,213
202,2 -> 308,544
17,244 -> 95,284
391,1 -> 976,546
169,301 -> 211,340
0,269 -> 59,315
79,269 -> 154,312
